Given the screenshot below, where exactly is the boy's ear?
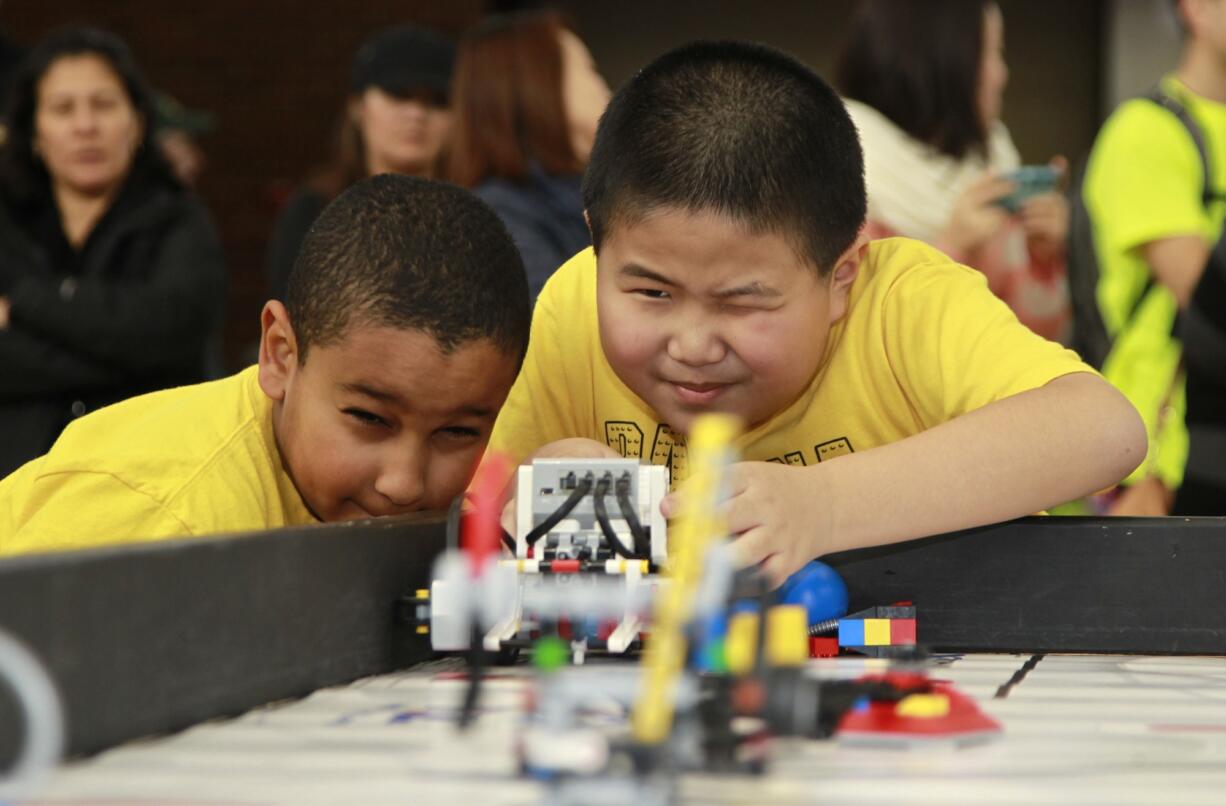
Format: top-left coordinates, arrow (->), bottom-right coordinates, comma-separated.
827,233 -> 870,323
258,300 -> 299,402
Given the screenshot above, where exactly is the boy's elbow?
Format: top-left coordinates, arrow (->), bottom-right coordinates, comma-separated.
1082,374 -> 1147,483
1117,402 -> 1148,480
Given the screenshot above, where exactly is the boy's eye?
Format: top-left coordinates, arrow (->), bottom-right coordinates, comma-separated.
634,288 -> 670,300
344,408 -> 389,428
437,426 -> 482,441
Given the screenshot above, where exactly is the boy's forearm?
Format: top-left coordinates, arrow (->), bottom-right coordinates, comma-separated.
816,372 -> 1145,554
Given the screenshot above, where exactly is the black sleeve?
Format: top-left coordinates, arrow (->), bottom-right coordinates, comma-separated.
266,191 -> 326,302
5,200 -> 227,376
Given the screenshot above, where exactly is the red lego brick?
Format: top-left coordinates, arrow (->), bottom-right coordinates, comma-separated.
890,618 -> 917,645
809,637 -> 839,657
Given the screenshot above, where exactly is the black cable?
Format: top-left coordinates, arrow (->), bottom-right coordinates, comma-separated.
445,492 -> 468,551
994,653 -> 1046,700
526,473 -> 593,548
593,473 -> 642,559
457,620 -> 485,730
614,472 -> 651,558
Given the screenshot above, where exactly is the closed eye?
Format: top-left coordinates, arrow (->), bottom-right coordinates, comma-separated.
437,426 -> 482,440
633,288 -> 670,300
719,301 -> 768,313
344,408 -> 389,428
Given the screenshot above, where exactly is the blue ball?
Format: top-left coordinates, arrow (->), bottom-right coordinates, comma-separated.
779,561 -> 849,625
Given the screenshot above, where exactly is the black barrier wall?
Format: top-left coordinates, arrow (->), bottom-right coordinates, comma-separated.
1,515 -> 1225,762
825,516 -> 1226,654
0,516 -> 446,764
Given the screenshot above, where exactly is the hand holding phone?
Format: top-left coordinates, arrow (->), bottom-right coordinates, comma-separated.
993,165 -> 1061,213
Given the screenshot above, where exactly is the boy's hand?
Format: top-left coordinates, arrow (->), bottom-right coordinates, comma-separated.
940,172 -> 1014,256
662,461 -> 829,589
1107,477 -> 1173,517
531,438 -> 622,461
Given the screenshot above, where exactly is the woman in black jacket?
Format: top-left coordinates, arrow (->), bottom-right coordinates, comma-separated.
0,28 -> 225,477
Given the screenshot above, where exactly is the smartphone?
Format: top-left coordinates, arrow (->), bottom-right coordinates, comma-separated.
994,165 -> 1060,212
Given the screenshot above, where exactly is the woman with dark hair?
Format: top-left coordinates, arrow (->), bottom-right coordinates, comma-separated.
266,26 -> 455,302
447,11 -> 610,302
837,0 -> 1070,341
0,27 -> 225,477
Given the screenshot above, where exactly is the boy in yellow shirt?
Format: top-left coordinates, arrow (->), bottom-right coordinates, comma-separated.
488,41 -> 1146,586
0,175 -> 530,554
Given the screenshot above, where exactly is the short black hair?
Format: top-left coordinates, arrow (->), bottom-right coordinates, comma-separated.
1,27 -> 176,203
286,174 -> 530,363
583,40 -> 866,276
836,0 -> 991,160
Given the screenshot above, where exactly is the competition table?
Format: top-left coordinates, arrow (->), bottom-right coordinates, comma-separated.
28,653 -> 1226,805
2,515 -> 1225,803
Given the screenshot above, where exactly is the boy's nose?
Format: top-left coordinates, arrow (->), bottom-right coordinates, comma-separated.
373,453 -> 428,512
666,322 -> 726,367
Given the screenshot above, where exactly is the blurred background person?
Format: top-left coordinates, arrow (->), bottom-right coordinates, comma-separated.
446,10 -> 609,303
265,25 -> 455,302
1081,0 -> 1226,515
837,0 -> 1070,342
0,27 -> 225,477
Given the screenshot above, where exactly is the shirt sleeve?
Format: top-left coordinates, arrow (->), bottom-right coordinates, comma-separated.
0,468 -> 191,557
882,259 -> 1094,428
1085,100 -> 1208,256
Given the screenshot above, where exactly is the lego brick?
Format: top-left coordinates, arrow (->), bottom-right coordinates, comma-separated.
765,605 -> 808,667
808,637 -> 838,657
726,612 -> 759,675
838,618 -> 865,646
891,618 -> 917,645
863,619 -> 891,646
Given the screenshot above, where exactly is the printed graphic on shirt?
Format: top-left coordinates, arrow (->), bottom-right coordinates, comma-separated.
650,424 -> 688,481
605,417 -> 854,481
603,420 -> 691,482
605,421 -> 645,459
816,437 -> 854,461
765,438 -> 856,466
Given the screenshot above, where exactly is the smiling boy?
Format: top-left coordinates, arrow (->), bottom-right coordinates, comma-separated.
487,41 -> 1145,585
0,175 -> 529,554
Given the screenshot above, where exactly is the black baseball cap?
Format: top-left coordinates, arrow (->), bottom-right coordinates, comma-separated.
349,26 -> 456,98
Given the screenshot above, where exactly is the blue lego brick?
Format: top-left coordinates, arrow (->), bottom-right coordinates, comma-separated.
838,618 -> 865,646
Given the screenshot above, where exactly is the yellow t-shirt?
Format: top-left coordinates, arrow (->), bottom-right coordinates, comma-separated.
1083,76 -> 1226,488
488,239 -> 1092,481
0,365 -> 316,556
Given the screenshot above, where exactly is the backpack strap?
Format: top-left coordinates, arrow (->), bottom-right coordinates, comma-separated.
1069,85 -> 1213,369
